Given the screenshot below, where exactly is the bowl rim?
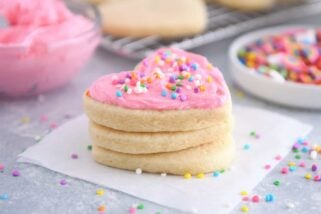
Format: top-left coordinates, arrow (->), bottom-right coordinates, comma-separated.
0,0 -> 101,50
229,24 -> 321,91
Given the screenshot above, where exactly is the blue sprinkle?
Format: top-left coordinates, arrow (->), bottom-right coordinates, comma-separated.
289,166 -> 297,172
171,92 -> 177,100
213,171 -> 220,177
265,194 -> 275,202
188,76 -> 194,82
301,147 -> 309,153
297,137 -> 306,144
0,194 -> 9,201
116,90 -> 122,97
191,63 -> 199,71
243,144 -> 250,150
161,89 -> 167,97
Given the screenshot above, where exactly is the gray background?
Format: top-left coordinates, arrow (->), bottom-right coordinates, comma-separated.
1,14 -> 321,214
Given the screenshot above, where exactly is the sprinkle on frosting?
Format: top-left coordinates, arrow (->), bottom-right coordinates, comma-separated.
89,48 -> 229,110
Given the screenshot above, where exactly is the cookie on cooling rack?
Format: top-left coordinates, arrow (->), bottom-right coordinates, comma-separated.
98,0 -> 207,38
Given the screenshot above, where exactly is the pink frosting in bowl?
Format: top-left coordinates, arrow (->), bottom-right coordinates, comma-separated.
89,48 -> 230,110
0,0 -> 100,97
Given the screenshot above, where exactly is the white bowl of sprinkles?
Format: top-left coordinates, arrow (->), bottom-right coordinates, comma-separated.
229,25 -> 321,109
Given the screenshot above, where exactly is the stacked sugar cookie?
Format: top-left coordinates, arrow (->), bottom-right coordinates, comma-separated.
84,48 -> 234,175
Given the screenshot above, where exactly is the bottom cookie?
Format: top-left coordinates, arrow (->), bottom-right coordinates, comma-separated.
92,136 -> 235,175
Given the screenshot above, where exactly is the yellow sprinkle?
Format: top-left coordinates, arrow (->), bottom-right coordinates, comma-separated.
240,191 -> 248,196
305,173 -> 312,180
196,173 -> 205,179
288,161 -> 296,167
246,52 -> 256,61
207,76 -> 213,83
98,205 -> 106,212
236,90 -> 245,98
246,61 -> 255,68
199,85 -> 206,92
96,189 -> 105,196
241,205 -> 249,212
184,173 -> 192,179
207,63 -> 214,70
20,116 -> 30,124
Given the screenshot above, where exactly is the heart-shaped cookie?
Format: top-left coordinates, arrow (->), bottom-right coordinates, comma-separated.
99,0 -> 207,38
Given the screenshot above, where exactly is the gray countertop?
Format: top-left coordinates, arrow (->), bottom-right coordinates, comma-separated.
1,14 -> 321,214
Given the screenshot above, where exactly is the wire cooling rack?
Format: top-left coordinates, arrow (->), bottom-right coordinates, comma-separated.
100,0 -> 321,59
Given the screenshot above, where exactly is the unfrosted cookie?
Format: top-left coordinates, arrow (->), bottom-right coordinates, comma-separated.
84,48 -> 231,132
99,0 -> 207,38
89,119 -> 233,154
92,136 -> 234,175
214,0 -> 276,11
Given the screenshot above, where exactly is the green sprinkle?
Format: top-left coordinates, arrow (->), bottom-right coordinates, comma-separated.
250,131 -> 256,136
178,75 -> 184,80
171,85 -> 177,91
273,180 -> 280,186
238,49 -> 247,58
292,148 -> 299,153
87,145 -> 92,151
140,83 -> 145,88
137,204 -> 144,210
220,169 -> 225,173
176,82 -> 183,87
295,154 -> 301,159
124,85 -> 129,92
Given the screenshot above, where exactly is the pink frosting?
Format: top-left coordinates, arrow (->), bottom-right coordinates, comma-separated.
0,0 -> 93,46
89,48 -> 230,110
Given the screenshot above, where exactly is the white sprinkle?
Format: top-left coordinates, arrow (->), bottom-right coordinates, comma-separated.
286,202 -> 295,209
135,168 -> 142,175
195,74 -> 202,80
160,173 -> 167,177
127,88 -> 132,94
310,151 -> 318,160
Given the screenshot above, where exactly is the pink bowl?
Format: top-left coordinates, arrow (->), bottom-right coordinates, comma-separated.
0,1 -> 101,97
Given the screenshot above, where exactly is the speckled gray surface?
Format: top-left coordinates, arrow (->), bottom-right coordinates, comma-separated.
1,15 -> 321,214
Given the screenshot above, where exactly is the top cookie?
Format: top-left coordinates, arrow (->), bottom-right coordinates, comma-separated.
89,48 -> 229,110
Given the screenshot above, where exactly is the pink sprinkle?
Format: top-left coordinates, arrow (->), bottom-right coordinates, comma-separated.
50,122 -> 58,129
275,155 -> 282,161
60,179 -> 67,185
314,175 -> 321,182
281,167 -> 288,174
71,154 -> 78,159
112,79 -> 118,85
264,164 -> 271,170
303,142 -> 309,146
252,195 -> 260,203
242,196 -> 249,201
12,170 -> 20,177
299,162 -> 306,167
255,135 -> 261,139
129,207 -> 136,214
40,115 -> 48,122
0,164 -> 4,171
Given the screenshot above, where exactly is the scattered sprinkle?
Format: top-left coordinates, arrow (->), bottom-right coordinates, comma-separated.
50,122 -> 58,129
184,173 -> 192,179
281,167 -> 288,174
137,203 -> 144,210
20,116 -> 30,124
0,194 -> 9,201
310,151 -> 318,160
273,180 -> 281,186
265,194 -> 275,202
312,164 -> 318,172
87,145 -> 92,151
96,189 -> 105,196
252,195 -> 260,203
294,154 -> 301,159
286,202 -> 295,209
264,164 -> 271,170
313,175 -> 321,182
196,173 -> 205,179
213,171 -> 220,177
305,173 -> 312,180
128,207 -> 136,214
135,168 -> 142,175
12,170 -> 20,177
289,166 -> 297,172
116,90 -> 123,97
275,155 -> 282,161
71,154 -> 78,159
299,162 -> 306,167
60,179 -> 67,186
98,205 -> 106,212
161,89 -> 167,97
0,164 -> 4,171
243,144 -> 250,150
288,161 -> 296,167
240,191 -> 248,196
240,205 -> 249,212
160,173 -> 167,177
